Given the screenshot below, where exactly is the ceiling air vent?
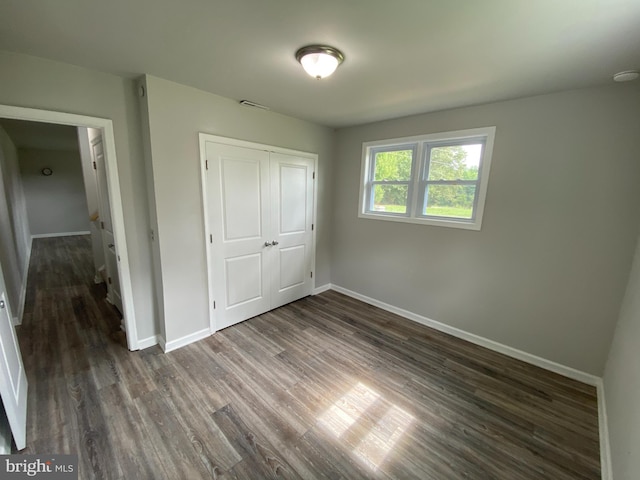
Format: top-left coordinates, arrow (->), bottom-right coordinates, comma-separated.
239,100 -> 270,110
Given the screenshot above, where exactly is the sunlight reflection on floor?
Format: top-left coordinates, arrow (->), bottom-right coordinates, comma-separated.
318,382 -> 380,437
318,382 -> 415,471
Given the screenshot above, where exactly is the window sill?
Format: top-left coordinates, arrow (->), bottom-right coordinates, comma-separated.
358,212 -> 482,231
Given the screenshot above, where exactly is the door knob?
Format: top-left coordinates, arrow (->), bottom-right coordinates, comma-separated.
264,241 -> 273,247
0,300 -> 5,309
272,240 -> 279,246
108,243 -> 115,249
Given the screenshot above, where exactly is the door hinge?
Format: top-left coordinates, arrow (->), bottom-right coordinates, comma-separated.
213,301 -> 216,309
209,234 -> 213,243
205,159 -> 209,170
312,171 -> 315,180
108,276 -> 112,285
100,221 -> 105,229
310,271 -> 313,278
92,161 -> 97,170
311,223 -> 314,231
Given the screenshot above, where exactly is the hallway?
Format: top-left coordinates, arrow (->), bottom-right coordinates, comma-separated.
17,235 -> 127,458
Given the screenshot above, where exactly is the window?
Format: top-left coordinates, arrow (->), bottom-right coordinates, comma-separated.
359,127 -> 495,230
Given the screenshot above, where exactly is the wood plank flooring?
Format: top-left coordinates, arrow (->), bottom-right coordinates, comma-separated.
16,235 -> 601,479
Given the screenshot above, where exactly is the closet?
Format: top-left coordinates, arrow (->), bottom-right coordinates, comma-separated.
201,136 -> 316,331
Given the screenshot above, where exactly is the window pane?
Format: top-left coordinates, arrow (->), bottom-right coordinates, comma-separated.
427,144 -> 482,181
374,150 -> 413,181
372,184 -> 408,214
423,185 -> 476,219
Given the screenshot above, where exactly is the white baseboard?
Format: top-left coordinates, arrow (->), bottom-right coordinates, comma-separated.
329,284 -> 610,480
31,231 -> 90,239
137,335 -> 160,350
596,380 -> 613,480
162,328 -> 210,353
312,283 -> 332,295
330,285 -> 600,386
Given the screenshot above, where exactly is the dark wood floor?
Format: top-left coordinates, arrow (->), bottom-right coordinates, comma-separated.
16,235 -> 601,479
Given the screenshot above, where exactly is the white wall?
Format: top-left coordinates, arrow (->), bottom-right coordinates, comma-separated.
0,50 -> 155,341
137,81 -> 165,343
19,148 -> 89,235
332,84 -> 640,375
604,233 -> 640,480
0,126 -> 31,321
140,75 -> 335,345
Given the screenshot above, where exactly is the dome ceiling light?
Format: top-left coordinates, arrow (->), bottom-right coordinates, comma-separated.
295,45 -> 345,79
613,70 -> 639,82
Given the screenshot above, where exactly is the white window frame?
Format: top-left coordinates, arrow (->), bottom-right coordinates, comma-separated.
358,126 -> 496,231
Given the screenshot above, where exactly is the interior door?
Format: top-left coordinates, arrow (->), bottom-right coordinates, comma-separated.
91,135 -> 122,313
0,261 -> 28,450
206,142 -> 271,330
270,153 -> 314,308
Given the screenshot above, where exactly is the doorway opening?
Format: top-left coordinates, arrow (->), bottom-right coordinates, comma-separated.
0,104 -> 138,350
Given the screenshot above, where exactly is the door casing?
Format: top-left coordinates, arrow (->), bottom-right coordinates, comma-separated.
0,104 -> 139,350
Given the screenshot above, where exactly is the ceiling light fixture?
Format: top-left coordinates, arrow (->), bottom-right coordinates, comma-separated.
613,70 -> 639,82
295,45 -> 344,79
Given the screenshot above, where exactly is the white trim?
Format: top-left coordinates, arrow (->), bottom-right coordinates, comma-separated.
596,380 -> 613,480
313,283 -> 332,295
198,134 -> 216,335
330,284 -> 600,386
358,126 -> 496,231
162,328 -> 210,353
14,237 -> 32,326
137,335 -> 160,350
310,160 -> 318,295
198,133 -> 319,335
357,212 -> 484,230
31,231 -> 90,239
0,104 -> 139,350
199,134 -> 318,158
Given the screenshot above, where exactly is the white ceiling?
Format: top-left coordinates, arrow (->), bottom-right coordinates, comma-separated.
0,119 -> 79,151
1,0 -> 639,127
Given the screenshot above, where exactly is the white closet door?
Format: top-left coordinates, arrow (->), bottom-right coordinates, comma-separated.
270,153 -> 314,308
206,142 -> 271,330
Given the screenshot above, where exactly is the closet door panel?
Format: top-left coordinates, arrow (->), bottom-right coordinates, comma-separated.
225,253 -> 263,307
278,245 -> 306,290
270,153 -> 314,308
206,142 -> 270,330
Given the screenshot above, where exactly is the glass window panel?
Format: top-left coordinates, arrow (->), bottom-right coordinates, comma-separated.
373,150 -> 413,181
423,185 -> 476,219
372,184 -> 408,214
427,144 -> 481,181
